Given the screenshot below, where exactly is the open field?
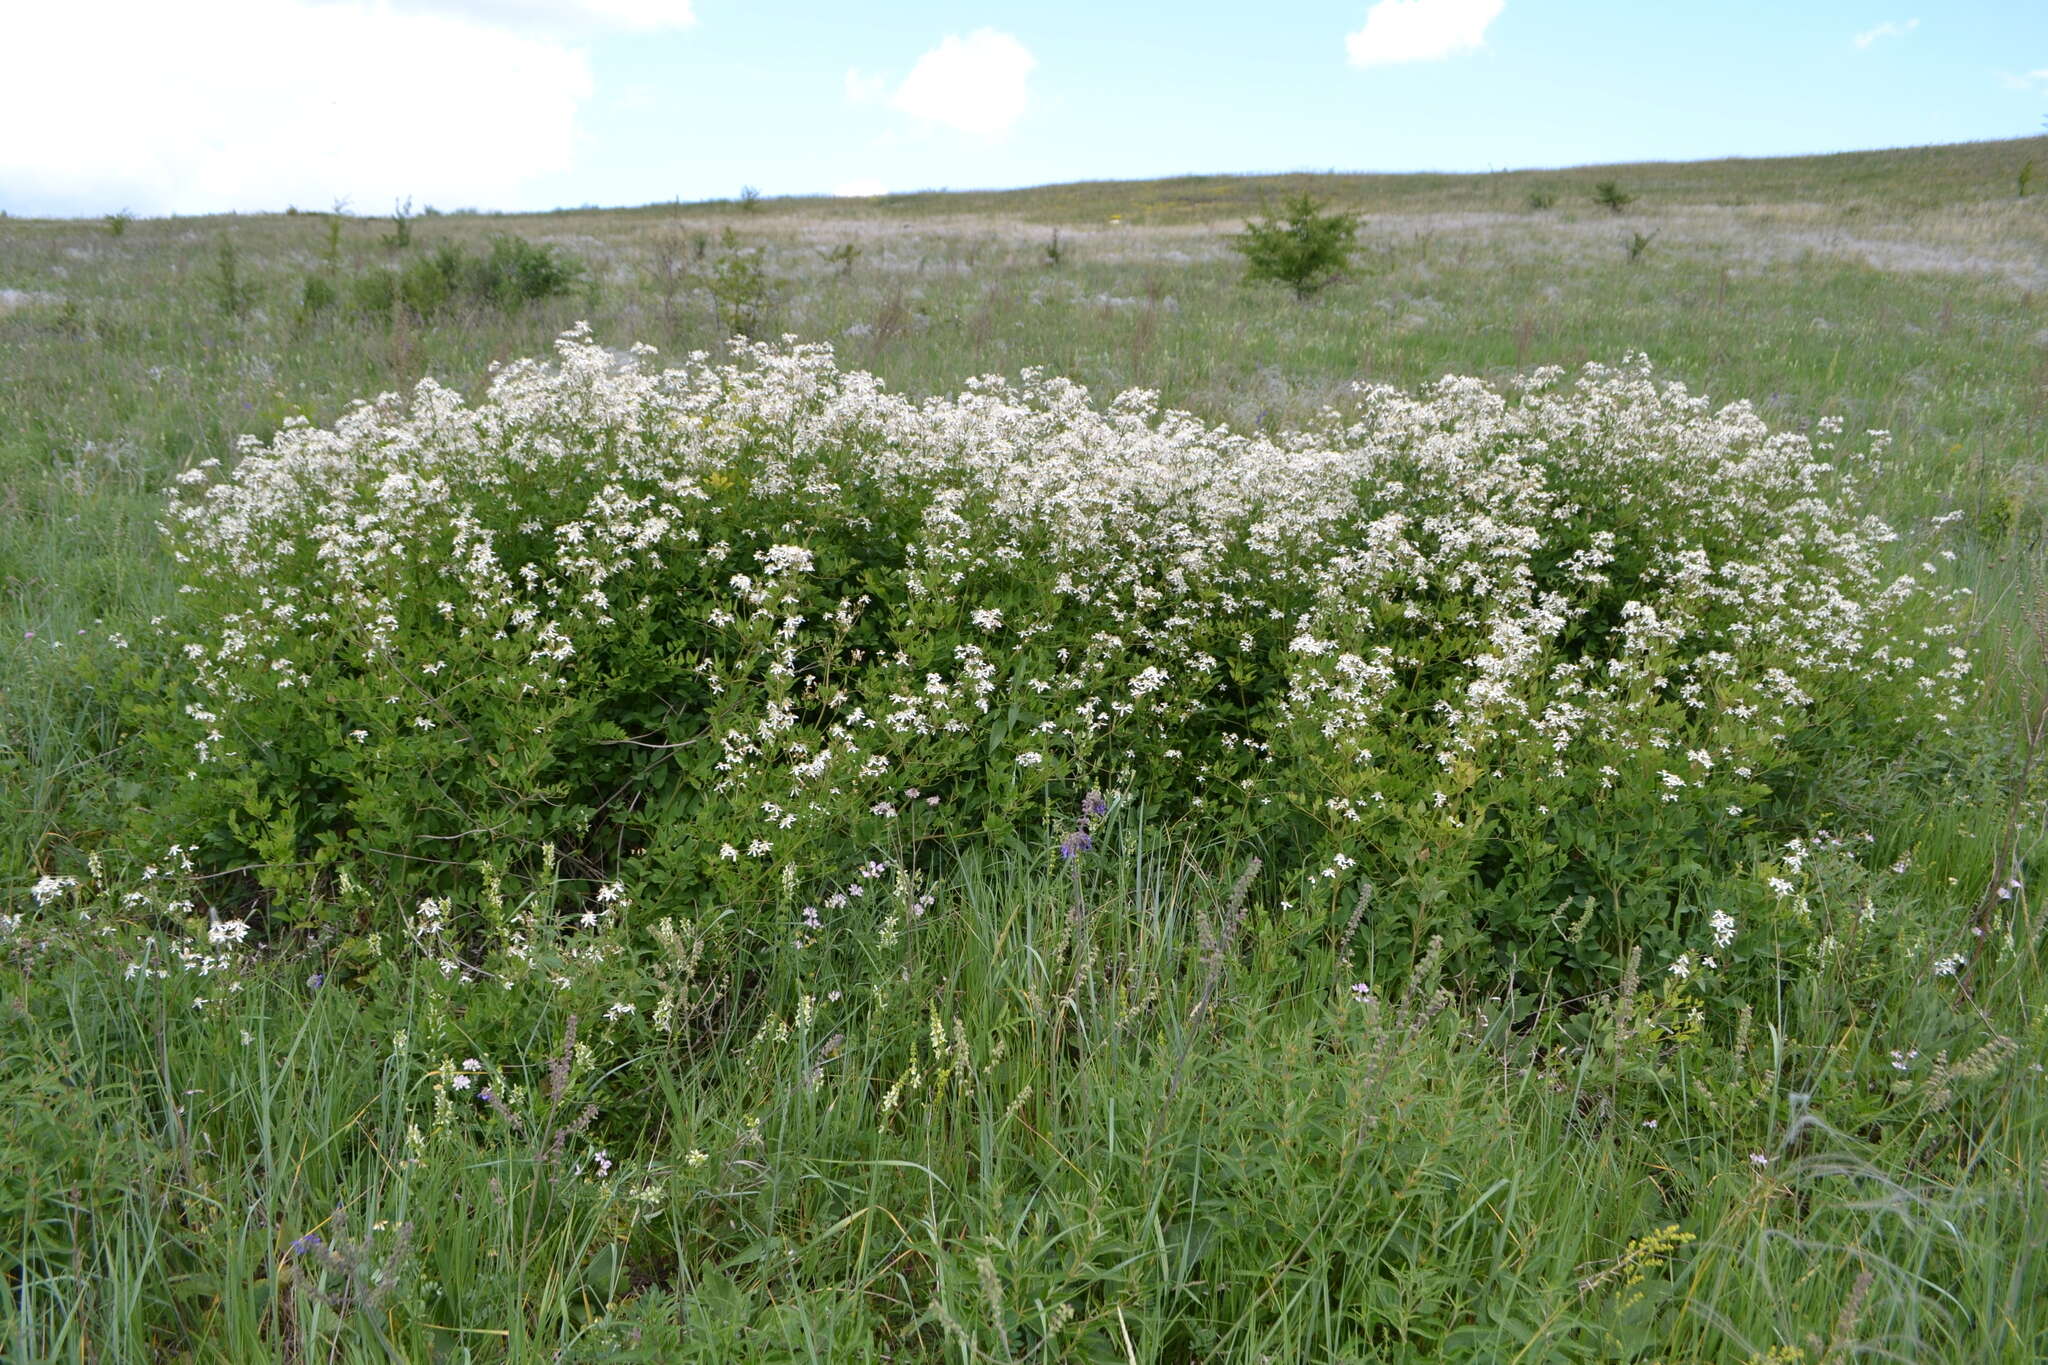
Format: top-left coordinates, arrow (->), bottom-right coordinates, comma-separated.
3,137 -> 2047,1361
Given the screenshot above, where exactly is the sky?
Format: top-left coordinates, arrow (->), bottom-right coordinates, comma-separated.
3,0 -> 2045,217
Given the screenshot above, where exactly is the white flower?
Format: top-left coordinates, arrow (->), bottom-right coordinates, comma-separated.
759,544 -> 815,576
30,875 -> 77,906
208,918 -> 250,945
1015,752 -> 1043,768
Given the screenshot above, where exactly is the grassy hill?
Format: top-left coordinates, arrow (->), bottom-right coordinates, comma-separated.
595,133 -> 2048,222
2,135 -> 2045,1362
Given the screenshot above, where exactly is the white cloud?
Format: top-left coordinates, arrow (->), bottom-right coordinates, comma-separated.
1345,0 -> 1503,69
0,0 -> 596,214
886,30 -> 1036,137
373,0 -> 695,32
1852,18 -> 1919,49
835,178 -> 887,198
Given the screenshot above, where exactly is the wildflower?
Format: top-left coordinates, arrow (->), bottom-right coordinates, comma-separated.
1749,1153 -> 1771,1167
209,918 -> 250,945
30,875 -> 77,906
1058,830 -> 1092,861
1932,953 -> 1966,978
288,1232 -> 324,1257
1016,752 -> 1043,768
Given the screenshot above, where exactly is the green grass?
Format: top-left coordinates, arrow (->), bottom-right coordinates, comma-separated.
3,136 -> 2046,1361
8,835 -> 2045,1362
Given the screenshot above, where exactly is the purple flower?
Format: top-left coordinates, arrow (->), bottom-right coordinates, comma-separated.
306,973 -> 325,989
1059,831 -> 1093,861
288,1232 -> 323,1257
1082,791 -> 1108,819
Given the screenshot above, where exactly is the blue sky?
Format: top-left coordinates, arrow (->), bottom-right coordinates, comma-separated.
4,0 -> 2044,216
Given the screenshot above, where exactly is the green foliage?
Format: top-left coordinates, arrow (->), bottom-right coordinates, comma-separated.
342,235 -> 584,321
708,229 -> 774,336
1626,229 -> 1656,263
322,208 -> 345,268
1230,193 -> 1361,299
141,334 -> 1981,1005
298,273 -> 336,319
2020,159 -> 2036,198
211,237 -> 253,317
1525,189 -> 1556,210
477,233 -> 585,307
104,209 -> 132,237
1593,179 -> 1636,213
1044,228 -> 1066,267
818,242 -> 860,276
738,185 -> 762,213
1,822 -> 2041,1361
383,196 -> 414,250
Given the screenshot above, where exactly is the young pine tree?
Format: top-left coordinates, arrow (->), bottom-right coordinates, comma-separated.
1230,194 -> 1361,300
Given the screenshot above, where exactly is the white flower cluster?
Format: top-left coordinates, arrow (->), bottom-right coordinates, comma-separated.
161,328 -> 1974,927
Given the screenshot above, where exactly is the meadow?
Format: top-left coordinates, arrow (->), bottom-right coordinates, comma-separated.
3,136 -> 2047,1362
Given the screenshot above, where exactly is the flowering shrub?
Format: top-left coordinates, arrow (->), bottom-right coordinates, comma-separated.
147,326 -> 1974,986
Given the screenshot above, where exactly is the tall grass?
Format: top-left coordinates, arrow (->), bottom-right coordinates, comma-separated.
2,137 -> 2045,1362
5,827 -> 2042,1361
